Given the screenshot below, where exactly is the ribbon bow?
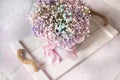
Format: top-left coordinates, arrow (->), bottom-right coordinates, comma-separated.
43,43 -> 61,63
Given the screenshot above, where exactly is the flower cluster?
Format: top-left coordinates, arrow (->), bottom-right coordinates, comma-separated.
29,0 -> 90,49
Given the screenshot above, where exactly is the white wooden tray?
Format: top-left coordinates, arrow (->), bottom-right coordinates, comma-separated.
10,15 -> 118,80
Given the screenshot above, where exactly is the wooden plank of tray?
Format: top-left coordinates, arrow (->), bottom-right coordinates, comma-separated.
10,16 -> 118,80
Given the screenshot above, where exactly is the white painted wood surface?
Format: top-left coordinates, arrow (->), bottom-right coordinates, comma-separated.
10,16 -> 118,80
10,41 -> 50,80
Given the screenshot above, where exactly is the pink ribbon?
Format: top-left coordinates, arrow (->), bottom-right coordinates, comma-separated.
43,42 -> 77,63
43,43 -> 61,63
66,45 -> 77,59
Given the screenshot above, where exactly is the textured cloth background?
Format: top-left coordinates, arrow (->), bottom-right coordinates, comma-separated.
0,0 -> 120,80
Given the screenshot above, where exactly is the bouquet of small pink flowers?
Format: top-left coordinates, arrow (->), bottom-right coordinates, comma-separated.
28,0 -> 91,63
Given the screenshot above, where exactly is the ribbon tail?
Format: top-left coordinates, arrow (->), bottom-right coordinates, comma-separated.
51,50 -> 61,64
66,46 -> 77,59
